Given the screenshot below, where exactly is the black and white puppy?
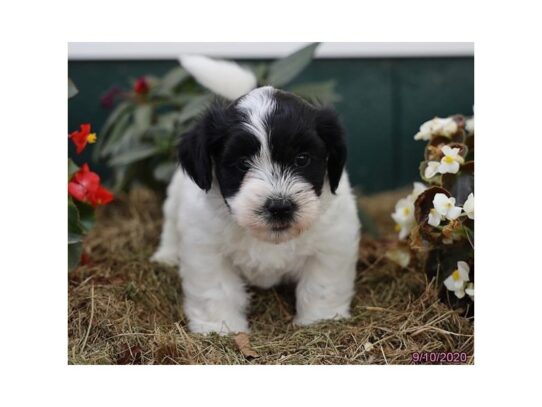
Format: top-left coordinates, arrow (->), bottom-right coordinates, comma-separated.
152,86 -> 360,334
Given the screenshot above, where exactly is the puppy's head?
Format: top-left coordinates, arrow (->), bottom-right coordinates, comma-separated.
178,86 -> 346,243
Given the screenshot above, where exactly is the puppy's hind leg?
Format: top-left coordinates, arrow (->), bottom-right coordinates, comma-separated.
151,172 -> 181,266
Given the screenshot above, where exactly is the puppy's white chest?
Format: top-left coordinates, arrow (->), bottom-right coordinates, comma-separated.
224,232 -> 312,288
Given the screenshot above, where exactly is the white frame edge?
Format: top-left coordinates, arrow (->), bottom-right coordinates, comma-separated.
68,42 -> 474,60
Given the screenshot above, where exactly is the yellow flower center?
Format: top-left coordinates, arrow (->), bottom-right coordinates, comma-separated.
452,270 -> 460,281
403,207 -> 410,216
87,133 -> 97,144
443,156 -> 454,164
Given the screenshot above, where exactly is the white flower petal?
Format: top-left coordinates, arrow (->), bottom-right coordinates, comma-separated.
398,225 -> 412,240
448,147 -> 461,159
433,193 -> 451,216
444,275 -> 456,291
392,198 -> 414,224
428,209 -> 442,227
446,206 -> 462,220
465,117 -> 475,135
463,193 -> 474,219
453,279 -> 464,290
414,130 -> 430,141
411,182 -> 427,199
457,261 -> 470,280
441,145 -> 453,156
424,161 -> 440,179
414,117 -> 458,140
179,55 -> 257,100
465,283 -> 474,299
385,248 -> 411,268
438,160 -> 460,174
454,287 -> 466,299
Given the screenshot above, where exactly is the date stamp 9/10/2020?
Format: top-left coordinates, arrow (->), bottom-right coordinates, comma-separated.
411,352 -> 469,364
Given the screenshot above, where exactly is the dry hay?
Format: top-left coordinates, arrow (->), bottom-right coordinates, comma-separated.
68,187 -> 474,364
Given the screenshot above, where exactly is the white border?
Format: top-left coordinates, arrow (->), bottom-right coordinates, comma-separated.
5,0 -> 542,404
68,42 -> 474,60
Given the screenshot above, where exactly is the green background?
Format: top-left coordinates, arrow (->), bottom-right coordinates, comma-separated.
68,57 -> 474,193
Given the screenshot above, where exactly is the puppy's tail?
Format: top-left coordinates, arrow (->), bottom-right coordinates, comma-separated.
179,55 -> 257,100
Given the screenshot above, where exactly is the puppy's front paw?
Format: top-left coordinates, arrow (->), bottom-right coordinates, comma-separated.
189,318 -> 249,336
293,308 -> 351,327
150,248 -> 179,266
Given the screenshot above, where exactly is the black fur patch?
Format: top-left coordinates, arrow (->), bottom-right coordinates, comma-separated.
177,90 -> 347,198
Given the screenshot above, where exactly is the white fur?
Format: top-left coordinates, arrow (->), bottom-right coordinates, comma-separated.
228,87 -> 321,244
179,55 -> 257,100
152,168 -> 361,334
236,86 -> 276,142
152,86 -> 360,334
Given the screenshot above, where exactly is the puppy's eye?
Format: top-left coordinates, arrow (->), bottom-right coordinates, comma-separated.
294,153 -> 311,168
236,157 -> 251,171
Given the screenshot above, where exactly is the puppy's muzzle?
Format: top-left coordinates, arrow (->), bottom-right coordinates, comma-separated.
264,197 -> 296,229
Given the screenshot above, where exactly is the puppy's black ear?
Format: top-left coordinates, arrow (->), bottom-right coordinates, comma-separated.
177,102 -> 228,191
315,107 -> 347,193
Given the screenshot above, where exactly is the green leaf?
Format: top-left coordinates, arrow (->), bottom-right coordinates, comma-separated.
250,63 -> 269,85
157,67 -> 189,94
267,43 -> 319,87
155,111 -> 181,132
94,101 -> 134,160
68,78 -> 78,99
288,80 -> 341,105
75,201 -> 96,232
134,104 -> 153,132
68,242 -> 83,272
99,101 -> 134,139
68,200 -> 85,242
68,159 -> 79,180
108,144 -> 158,166
97,111 -> 132,159
153,161 -> 178,182
177,94 -> 213,124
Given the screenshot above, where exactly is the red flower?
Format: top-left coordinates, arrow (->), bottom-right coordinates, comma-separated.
68,163 -> 114,207
133,77 -> 149,95
100,85 -> 122,109
69,123 -> 97,154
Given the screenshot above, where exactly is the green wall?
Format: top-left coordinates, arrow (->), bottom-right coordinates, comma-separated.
68,57 -> 473,193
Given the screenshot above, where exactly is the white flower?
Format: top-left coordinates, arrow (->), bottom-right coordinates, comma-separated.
465,116 -> 474,135
433,193 -> 462,221
385,247 -> 411,268
444,261 -> 470,298
414,117 -> 458,141
428,208 -> 443,227
424,161 -> 440,179
410,182 -> 427,199
463,193 -> 474,219
179,55 -> 257,100
438,145 -> 465,174
391,183 -> 427,239
465,282 -> 474,300
392,198 -> 415,239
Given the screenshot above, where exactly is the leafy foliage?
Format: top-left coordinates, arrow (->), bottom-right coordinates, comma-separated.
68,83 -> 113,271
95,43 -> 341,191
392,114 -> 474,316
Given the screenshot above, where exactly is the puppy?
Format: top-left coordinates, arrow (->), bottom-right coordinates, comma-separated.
152,86 -> 360,334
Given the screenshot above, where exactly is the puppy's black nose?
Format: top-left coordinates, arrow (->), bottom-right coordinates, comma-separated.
264,198 -> 295,219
